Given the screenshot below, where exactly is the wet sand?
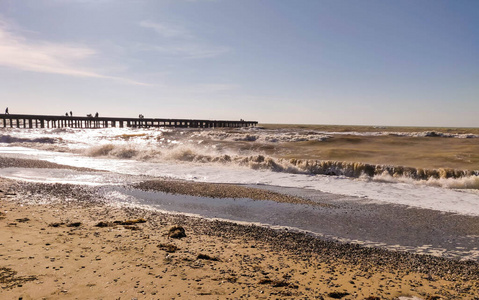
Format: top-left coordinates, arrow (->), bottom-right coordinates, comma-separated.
128,180 -> 479,261
0,156 -> 97,172
1,178 -> 479,299
134,180 -> 329,206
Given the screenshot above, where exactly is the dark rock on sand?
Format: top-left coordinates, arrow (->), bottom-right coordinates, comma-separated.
15,218 -> 30,223
168,225 -> 186,239
197,254 -> 219,261
95,221 -> 112,227
328,291 -> 350,298
67,222 -> 82,227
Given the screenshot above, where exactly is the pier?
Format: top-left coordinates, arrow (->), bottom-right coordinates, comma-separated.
0,114 -> 258,129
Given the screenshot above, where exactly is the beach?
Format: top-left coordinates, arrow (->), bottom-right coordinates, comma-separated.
1,125 -> 479,299
3,0 -> 479,297
1,174 -> 479,299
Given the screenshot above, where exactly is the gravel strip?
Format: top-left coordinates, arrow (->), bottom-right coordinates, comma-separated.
134,179 -> 331,207
0,157 -> 97,172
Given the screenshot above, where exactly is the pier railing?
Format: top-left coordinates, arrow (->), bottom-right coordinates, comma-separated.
0,114 -> 258,129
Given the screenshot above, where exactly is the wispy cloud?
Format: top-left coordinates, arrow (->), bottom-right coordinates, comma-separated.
142,43 -> 229,59
0,22 -> 147,85
139,20 -> 190,38
190,83 -> 238,93
139,20 -> 230,59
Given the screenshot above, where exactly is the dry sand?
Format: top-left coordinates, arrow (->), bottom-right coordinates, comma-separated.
1,178 -> 478,300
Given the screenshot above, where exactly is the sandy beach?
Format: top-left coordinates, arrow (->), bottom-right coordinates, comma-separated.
2,0 -> 478,297
1,174 -> 479,299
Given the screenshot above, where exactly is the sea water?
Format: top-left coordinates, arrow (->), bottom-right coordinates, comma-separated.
1,125 -> 479,212
1,125 -> 479,260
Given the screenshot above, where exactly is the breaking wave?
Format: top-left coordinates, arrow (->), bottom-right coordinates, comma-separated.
317,131 -> 479,139
195,127 -> 479,140
83,143 -> 479,190
190,130 -> 331,143
3,126 -> 479,190
0,134 -> 57,144
86,144 -> 162,160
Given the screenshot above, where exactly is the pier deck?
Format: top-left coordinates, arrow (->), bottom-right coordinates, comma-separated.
0,114 -> 257,129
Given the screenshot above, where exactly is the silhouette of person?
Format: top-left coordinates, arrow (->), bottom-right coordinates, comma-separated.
5,107 -> 8,114
70,111 -> 72,117
95,112 -> 99,118
65,112 -> 68,116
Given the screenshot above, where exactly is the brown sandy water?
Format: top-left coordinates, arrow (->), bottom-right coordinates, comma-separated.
281,135 -> 479,169
189,124 -> 479,180
259,124 -> 479,171
263,123 -> 479,134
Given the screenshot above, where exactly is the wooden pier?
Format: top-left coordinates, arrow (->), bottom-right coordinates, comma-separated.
0,114 -> 258,129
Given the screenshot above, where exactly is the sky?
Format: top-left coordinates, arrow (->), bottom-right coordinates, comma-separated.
0,0 -> 478,127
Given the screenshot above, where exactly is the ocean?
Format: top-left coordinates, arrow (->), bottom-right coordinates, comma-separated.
1,124 -> 479,260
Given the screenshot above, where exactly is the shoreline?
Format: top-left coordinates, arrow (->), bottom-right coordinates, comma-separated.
1,178 -> 479,299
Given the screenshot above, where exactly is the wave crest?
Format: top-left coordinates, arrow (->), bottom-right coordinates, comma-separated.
191,130 -> 331,143
87,144 -> 139,159
82,143 -> 479,189
288,159 -> 478,179
0,134 -> 57,144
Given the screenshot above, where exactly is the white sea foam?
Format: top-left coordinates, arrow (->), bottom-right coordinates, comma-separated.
1,146 -> 479,216
190,129 -> 331,143
1,126 -> 479,189
370,172 -> 479,189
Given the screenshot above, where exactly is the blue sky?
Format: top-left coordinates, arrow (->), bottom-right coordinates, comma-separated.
0,0 -> 478,126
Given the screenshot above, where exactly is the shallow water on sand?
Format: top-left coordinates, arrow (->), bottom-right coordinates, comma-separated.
100,185 -> 479,261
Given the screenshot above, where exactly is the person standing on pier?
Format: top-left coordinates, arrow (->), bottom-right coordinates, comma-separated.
5,107 -> 8,114
70,111 -> 72,117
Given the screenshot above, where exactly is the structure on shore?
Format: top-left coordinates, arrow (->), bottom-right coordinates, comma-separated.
0,114 -> 258,129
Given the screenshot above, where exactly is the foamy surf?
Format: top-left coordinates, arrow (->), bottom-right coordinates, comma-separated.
81,143 -> 479,189
1,146 -> 479,217
1,125 -> 479,189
